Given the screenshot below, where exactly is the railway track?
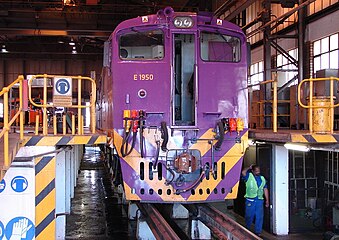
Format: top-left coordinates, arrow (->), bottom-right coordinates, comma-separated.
136,203 -> 181,240
136,203 -> 261,240
196,204 -> 261,240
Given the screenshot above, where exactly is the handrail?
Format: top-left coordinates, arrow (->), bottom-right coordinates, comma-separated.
259,78 -> 278,132
298,77 -> 339,133
27,74 -> 97,135
0,75 -> 24,170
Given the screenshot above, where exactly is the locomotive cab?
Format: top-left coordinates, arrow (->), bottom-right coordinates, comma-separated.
99,7 -> 249,203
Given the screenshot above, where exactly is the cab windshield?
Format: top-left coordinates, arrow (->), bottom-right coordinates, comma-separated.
119,29 -> 164,60
200,32 -> 241,62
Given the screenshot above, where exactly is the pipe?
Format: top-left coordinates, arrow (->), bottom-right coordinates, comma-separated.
153,140 -> 161,170
78,76 -> 82,135
164,163 -> 175,186
53,115 -> 57,135
43,74 -> 48,135
175,171 -> 205,195
273,76 -> 278,133
4,89 -> 9,167
139,110 -> 146,158
298,0 -> 306,130
19,77 -> 24,140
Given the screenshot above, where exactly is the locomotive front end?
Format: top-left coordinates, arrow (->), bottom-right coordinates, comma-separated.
106,7 -> 249,203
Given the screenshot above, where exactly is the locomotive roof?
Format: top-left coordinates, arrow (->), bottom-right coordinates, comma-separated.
110,8 -> 245,42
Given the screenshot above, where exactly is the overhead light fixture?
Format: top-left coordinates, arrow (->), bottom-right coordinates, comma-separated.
69,41 -> 75,46
284,143 -> 310,152
63,0 -> 76,6
1,45 -> 8,53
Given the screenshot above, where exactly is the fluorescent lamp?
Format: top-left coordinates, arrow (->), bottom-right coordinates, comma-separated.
1,45 -> 8,53
284,143 -> 310,152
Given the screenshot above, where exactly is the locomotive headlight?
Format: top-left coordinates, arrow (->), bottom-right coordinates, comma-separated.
173,17 -> 193,28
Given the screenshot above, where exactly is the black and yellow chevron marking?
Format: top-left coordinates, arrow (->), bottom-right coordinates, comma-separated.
35,156 -> 56,240
291,133 -> 339,143
23,134 -> 106,146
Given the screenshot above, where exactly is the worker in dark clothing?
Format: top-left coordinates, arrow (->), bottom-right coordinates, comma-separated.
242,164 -> 269,236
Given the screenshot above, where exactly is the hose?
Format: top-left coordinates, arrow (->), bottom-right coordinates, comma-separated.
175,174 -> 185,187
164,163 -> 175,186
160,121 -> 168,151
214,121 -> 225,151
139,124 -> 146,158
153,139 -> 161,169
120,120 -> 137,157
139,111 -> 146,158
175,171 -> 205,195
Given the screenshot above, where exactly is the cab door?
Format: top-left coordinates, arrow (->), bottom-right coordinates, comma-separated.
172,33 -> 197,127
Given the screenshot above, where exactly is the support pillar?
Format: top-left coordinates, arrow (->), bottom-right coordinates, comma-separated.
56,150 -> 66,239
65,150 -> 71,213
263,0 -> 272,128
191,220 -> 211,240
172,203 -> 189,219
272,144 -> 289,235
136,216 -> 155,240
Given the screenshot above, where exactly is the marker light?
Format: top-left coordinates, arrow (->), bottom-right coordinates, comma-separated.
173,17 -> 193,28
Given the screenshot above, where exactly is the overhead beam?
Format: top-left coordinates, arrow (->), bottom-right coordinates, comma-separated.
0,29 -> 111,37
224,0 -> 257,21
215,0 -> 256,20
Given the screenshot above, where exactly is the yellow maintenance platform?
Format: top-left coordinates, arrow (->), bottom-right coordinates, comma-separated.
0,75 -> 106,240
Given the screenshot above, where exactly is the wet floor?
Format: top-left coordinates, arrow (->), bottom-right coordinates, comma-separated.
65,147 -> 135,240
65,147 -> 325,240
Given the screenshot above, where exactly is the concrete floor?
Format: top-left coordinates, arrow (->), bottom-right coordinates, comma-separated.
65,147 -> 327,240
65,147 -> 135,239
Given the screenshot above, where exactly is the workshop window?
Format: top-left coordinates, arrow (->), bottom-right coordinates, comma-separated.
276,48 -> 298,86
249,61 -> 264,90
313,33 -> 339,74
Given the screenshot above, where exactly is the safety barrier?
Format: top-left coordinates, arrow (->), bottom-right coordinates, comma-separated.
28,74 -> 96,135
0,75 -> 25,179
250,78 -> 279,133
298,77 -> 339,134
0,74 -> 97,180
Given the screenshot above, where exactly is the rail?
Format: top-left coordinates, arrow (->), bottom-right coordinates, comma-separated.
0,75 -> 24,178
136,203 -> 181,240
28,74 -> 96,135
298,77 -> 339,133
197,204 -> 261,240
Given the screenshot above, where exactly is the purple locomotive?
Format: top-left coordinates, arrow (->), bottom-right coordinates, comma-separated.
98,7 -> 248,203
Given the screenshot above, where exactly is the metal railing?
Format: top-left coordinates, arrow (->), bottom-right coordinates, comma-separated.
298,77 -> 339,134
0,75 -> 24,177
0,74 -> 97,180
28,74 -> 96,135
250,79 -> 279,132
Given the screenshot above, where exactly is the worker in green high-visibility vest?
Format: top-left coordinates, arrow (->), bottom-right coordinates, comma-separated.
242,164 -> 269,236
